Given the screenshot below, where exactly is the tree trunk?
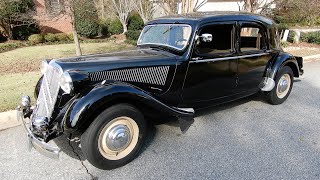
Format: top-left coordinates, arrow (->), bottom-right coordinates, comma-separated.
72,22 -> 82,56
122,22 -> 128,34
2,23 -> 13,40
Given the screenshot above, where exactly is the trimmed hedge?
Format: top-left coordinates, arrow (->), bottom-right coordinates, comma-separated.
44,33 -> 57,42
0,42 -> 25,53
55,33 -> 69,41
28,34 -> 44,44
301,31 -> 320,44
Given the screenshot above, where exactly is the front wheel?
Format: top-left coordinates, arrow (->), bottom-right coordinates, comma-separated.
81,104 -> 147,170
266,66 -> 294,105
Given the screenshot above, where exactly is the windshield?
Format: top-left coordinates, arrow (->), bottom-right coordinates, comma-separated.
137,24 -> 192,50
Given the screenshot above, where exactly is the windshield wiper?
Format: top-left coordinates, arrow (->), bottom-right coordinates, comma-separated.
143,26 -> 153,34
162,25 -> 177,35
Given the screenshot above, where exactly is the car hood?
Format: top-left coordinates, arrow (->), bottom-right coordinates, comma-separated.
53,48 -> 178,73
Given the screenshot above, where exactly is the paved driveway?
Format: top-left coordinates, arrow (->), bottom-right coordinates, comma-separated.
1,61 -> 320,180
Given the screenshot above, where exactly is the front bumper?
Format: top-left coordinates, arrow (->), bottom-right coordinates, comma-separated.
17,106 -> 60,159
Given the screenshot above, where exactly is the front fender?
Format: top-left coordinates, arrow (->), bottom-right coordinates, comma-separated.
64,82 -> 194,131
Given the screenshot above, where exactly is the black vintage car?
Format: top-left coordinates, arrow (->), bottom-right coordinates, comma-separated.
17,12 -> 303,170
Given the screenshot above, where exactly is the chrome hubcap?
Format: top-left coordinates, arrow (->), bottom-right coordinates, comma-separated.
106,124 -> 131,151
276,74 -> 291,99
98,116 -> 139,160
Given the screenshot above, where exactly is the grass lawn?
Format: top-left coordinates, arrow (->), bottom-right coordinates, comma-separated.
284,47 -> 320,57
0,42 -> 133,74
0,42 -> 133,112
0,72 -> 41,112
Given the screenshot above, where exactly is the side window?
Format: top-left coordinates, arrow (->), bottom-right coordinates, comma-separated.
240,26 -> 266,52
195,24 -> 235,57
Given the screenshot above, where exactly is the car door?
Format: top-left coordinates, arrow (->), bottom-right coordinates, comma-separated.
182,22 -> 238,107
237,21 -> 272,93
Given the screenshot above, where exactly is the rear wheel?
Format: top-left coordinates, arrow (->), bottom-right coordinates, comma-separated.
266,66 -> 294,105
81,104 -> 146,170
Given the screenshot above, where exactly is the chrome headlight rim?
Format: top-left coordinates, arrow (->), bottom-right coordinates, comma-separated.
60,72 -> 73,94
40,60 -> 49,74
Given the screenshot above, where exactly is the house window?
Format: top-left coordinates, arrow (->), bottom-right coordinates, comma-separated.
46,0 -> 62,15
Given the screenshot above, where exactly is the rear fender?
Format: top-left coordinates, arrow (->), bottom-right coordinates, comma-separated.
64,81 -> 194,132
268,52 -> 301,79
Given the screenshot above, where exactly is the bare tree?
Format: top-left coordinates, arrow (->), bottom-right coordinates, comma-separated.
0,0 -> 37,40
134,0 -> 154,23
157,0 -> 207,16
157,0 -> 178,15
111,0 -> 134,33
193,0 -> 207,12
181,0 -> 208,13
273,0 -> 320,26
240,0 -> 274,14
40,0 -> 83,55
63,0 -> 82,56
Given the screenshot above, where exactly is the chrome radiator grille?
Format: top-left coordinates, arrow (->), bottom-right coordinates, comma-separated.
34,64 -> 61,119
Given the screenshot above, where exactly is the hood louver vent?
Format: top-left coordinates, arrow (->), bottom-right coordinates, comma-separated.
89,66 -> 170,86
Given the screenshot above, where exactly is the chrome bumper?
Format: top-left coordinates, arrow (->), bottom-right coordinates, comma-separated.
17,107 -> 60,159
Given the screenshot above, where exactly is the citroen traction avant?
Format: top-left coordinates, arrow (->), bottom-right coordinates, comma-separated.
17,12 -> 303,170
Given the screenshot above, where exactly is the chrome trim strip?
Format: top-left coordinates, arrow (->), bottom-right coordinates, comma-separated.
177,108 -> 195,114
190,53 -> 269,63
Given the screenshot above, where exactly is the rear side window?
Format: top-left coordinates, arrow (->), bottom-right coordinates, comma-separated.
240,27 -> 266,52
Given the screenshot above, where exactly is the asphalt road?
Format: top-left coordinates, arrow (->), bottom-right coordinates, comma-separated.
1,61 -> 320,180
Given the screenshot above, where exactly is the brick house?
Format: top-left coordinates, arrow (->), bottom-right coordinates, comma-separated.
33,0 -> 72,33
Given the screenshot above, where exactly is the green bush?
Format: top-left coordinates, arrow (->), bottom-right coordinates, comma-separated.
128,13 -> 144,31
98,19 -> 109,36
76,20 -> 99,38
109,19 -> 123,35
13,24 -> 40,40
126,30 -> 140,41
281,41 -> 288,48
55,33 -> 69,41
0,42 -> 24,53
288,31 -> 296,43
44,33 -> 57,42
301,31 -> 320,44
28,34 -> 44,44
75,0 -> 99,37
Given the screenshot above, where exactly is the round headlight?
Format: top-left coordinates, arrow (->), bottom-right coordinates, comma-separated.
60,72 -> 73,94
40,60 -> 48,74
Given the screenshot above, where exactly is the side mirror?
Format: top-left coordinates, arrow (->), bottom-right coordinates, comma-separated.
196,33 -> 213,42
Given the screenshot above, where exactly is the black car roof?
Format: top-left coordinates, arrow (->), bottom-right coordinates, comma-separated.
147,11 -> 274,27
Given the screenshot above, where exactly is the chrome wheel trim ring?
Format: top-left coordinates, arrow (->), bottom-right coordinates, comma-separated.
98,116 -> 139,160
276,74 -> 291,99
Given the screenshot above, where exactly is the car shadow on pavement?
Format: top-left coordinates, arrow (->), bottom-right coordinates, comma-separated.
54,133 -> 85,161
195,92 -> 264,117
